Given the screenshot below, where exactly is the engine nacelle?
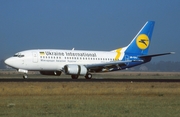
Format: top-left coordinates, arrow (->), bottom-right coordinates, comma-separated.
40,71 -> 61,76
64,65 -> 87,75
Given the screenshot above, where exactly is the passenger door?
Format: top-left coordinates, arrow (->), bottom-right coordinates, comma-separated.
32,52 -> 38,63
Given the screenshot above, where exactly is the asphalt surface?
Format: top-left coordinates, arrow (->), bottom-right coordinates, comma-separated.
0,78 -> 180,82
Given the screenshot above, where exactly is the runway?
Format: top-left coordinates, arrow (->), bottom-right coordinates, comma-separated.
0,78 -> 180,82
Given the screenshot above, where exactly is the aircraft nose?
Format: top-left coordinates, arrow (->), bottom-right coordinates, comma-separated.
4,58 -> 13,67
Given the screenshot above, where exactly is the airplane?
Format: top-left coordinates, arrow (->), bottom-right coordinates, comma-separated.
4,21 -> 174,79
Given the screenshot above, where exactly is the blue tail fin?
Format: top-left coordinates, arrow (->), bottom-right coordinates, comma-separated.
125,21 -> 155,55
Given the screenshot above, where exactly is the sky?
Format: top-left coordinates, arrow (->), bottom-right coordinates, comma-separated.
0,0 -> 180,62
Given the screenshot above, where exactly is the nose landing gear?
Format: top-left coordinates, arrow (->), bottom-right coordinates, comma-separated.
18,69 -> 28,79
23,74 -> 28,79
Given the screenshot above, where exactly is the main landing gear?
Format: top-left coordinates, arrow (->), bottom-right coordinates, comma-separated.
85,73 -> 92,79
71,73 -> 92,79
71,75 -> 79,79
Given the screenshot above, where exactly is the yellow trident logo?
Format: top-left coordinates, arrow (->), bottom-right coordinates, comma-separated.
136,34 -> 149,50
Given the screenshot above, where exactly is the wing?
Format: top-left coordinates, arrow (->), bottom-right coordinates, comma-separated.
85,60 -> 133,72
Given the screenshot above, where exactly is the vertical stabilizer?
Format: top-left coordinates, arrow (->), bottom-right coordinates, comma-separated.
125,21 -> 155,55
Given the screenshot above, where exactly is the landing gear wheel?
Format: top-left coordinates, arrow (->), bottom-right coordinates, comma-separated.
23,74 -> 28,79
85,73 -> 92,79
71,75 -> 79,79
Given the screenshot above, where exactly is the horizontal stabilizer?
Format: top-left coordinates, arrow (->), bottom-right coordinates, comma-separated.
138,52 -> 175,58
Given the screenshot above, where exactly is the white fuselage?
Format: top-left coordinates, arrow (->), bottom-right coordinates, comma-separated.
5,49 -> 125,71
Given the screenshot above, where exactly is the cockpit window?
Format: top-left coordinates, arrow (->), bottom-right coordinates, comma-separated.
13,54 -> 18,57
18,55 -> 24,57
13,53 -> 24,58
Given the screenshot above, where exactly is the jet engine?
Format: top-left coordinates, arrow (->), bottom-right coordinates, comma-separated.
40,71 -> 61,76
64,65 -> 87,75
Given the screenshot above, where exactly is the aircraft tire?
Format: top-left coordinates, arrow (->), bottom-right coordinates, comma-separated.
85,73 -> 92,79
23,74 -> 28,79
71,75 -> 78,79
